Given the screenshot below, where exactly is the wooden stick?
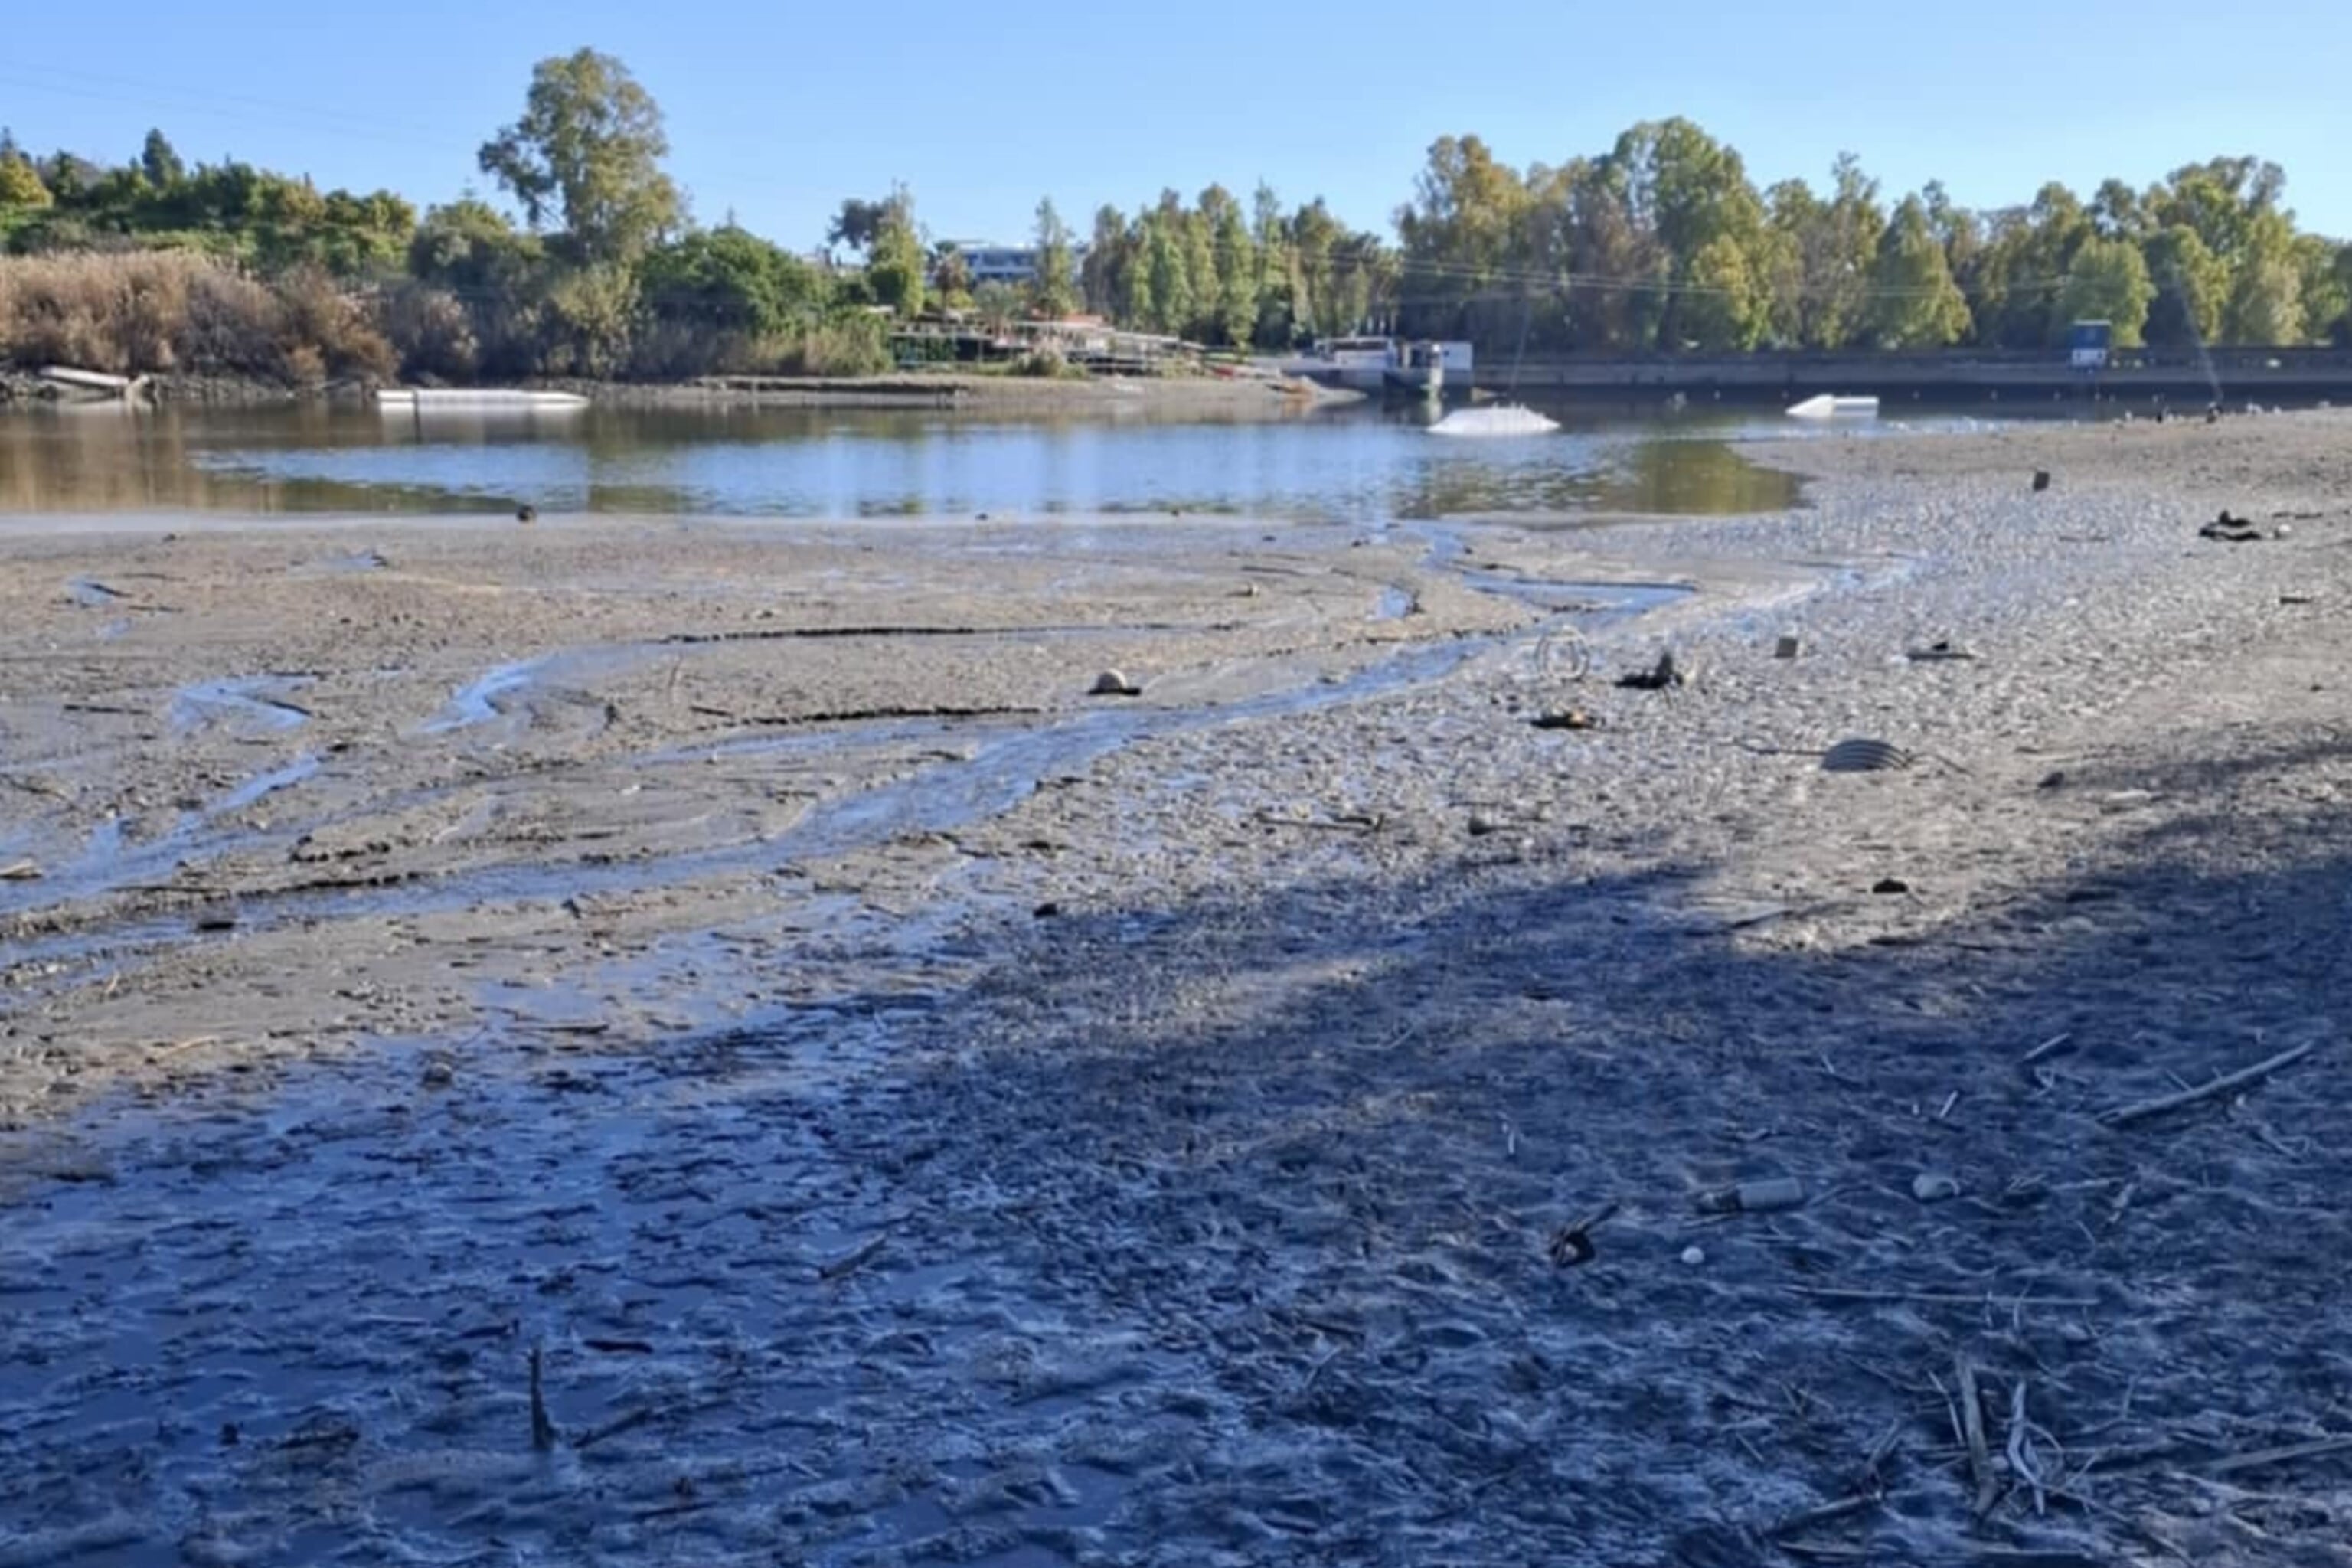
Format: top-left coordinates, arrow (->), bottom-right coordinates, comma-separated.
2021,1032 -> 2073,1064
1955,1355 -> 2000,1517
2203,1432 -> 2352,1477
2097,1040 -> 2317,1128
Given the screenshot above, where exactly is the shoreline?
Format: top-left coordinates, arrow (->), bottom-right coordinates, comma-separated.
4,412 -> 2350,1561
0,362 -> 1367,414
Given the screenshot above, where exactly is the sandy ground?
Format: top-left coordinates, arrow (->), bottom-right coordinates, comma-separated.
4,411 -> 2351,1566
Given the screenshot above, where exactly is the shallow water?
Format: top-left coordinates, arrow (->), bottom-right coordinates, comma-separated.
0,401 -> 1967,524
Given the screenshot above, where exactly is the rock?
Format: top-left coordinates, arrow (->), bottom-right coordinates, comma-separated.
515,504 -> 537,524
1912,1172 -> 1962,1203
1680,1245 -> 1707,1266
1529,708 -> 1598,731
2031,470 -> 2051,492
2037,770 -> 2067,790
1031,901 -> 1061,920
1773,635 -> 1802,659
1871,877 -> 1910,895
1236,581 -> 1262,597
1089,670 -> 1142,697
1467,813 -> 1501,837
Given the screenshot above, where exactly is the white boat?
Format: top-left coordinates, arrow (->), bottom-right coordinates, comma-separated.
376,387 -> 590,413
1429,403 -> 1560,437
1785,394 -> 1880,420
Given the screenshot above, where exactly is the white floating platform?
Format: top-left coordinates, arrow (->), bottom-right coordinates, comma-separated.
1429,403 -> 1560,438
376,388 -> 590,412
1785,394 -> 1880,420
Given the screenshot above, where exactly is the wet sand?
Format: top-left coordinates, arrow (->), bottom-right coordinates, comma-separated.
5,412 -> 2352,1565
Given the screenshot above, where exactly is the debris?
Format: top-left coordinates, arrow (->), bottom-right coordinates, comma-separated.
516,504 -> 537,524
1694,1176 -> 1806,1215
1467,813 -> 1502,837
0,860 -> 43,881
2031,470 -> 2051,492
2200,510 -> 2264,542
583,1337 -> 655,1354
1774,635 -> 1802,659
1547,1200 -> 1619,1266
2202,1432 -> 2352,1478
2020,1032 -> 2073,1065
1615,651 -> 1690,691
818,1228 -> 893,1281
2096,1039 -> 2318,1128
1821,737 -> 1914,774
2037,770 -> 2066,790
194,911 -> 238,933
1089,669 -> 1143,697
1031,901 -> 1062,920
1906,641 -> 1978,662
1871,877 -> 1910,895
1912,1172 -> 1962,1203
420,1055 -> 456,1089
1529,708 -> 1598,730
2281,594 -> 2315,606
1236,581 -> 1262,598
1679,1245 -> 1706,1266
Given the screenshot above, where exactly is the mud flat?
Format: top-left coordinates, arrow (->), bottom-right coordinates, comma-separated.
4,412 -> 2352,1565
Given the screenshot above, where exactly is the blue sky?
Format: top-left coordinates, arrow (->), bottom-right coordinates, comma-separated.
5,0 -> 2347,245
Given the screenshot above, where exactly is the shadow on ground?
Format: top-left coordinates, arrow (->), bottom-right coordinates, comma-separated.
2,730 -> 2347,1568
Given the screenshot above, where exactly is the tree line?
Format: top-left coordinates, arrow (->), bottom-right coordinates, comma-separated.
5,54 -> 2349,387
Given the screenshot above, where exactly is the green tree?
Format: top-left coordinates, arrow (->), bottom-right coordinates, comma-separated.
1680,235 -> 1764,349
930,243 -> 973,310
1200,185 -> 1256,346
2054,236 -> 2155,347
865,190 -> 926,317
2298,236 -> 2350,345
1609,118 -> 1769,349
0,153 -> 52,209
1395,134 -> 1530,343
826,196 -> 893,259
2226,211 -> 2305,343
1030,197 -> 1076,317
640,225 -> 825,338
1080,204 -> 1132,319
2140,226 -> 2227,345
139,129 -> 185,190
479,49 -> 681,266
1867,194 -> 1971,348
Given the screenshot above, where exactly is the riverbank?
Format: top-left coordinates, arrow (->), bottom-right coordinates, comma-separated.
1,362 -> 1361,413
3,413 -> 2350,1564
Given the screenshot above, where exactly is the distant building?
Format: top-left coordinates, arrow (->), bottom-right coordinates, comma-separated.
943,241 -> 1086,289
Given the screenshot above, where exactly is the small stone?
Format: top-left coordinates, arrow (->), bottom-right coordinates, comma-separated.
1467,813 -> 1501,837
1912,1172 -> 1962,1203
420,1057 -> 456,1089
1530,708 -> 1597,731
1773,635 -> 1802,659
1680,1246 -> 1706,1266
1089,670 -> 1141,697
2273,523 -> 2292,539
1031,901 -> 1061,920
1872,877 -> 1910,895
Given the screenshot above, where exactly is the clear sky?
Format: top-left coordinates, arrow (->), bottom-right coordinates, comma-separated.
5,0 -> 2347,246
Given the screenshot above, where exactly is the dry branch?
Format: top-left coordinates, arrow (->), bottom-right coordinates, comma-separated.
2097,1041 -> 2317,1128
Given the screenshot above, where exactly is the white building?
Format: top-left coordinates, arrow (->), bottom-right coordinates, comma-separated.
944,241 -> 1086,289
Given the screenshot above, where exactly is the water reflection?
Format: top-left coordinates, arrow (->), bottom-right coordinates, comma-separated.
0,401 -> 1820,523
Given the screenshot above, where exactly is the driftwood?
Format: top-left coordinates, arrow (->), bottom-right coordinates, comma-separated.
1955,1355 -> 2001,1517
2096,1040 -> 2317,1128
